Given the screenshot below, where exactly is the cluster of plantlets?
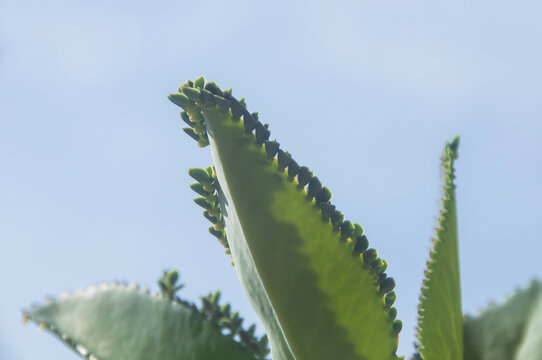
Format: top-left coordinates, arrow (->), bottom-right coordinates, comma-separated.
188,166 -> 231,255
25,77 -> 542,359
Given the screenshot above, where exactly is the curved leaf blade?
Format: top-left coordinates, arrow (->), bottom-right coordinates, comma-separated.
205,100 -> 399,360
170,79 -> 401,360
416,137 -> 463,360
25,284 -> 260,360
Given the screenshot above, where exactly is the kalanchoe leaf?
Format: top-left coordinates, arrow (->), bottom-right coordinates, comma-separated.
416,137 -> 462,360
24,283 -> 262,360
170,79 -> 401,360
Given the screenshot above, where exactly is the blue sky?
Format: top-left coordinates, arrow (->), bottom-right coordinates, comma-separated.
1,0 -> 541,358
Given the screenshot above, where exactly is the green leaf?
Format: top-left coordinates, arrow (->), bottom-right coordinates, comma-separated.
463,281 -> 542,360
416,137 -> 463,360
24,284 -> 261,360
170,79 -> 401,360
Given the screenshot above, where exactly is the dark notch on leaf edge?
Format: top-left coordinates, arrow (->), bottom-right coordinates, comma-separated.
169,77 -> 402,338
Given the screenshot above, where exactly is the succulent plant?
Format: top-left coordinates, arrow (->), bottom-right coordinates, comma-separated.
24,77 -> 542,360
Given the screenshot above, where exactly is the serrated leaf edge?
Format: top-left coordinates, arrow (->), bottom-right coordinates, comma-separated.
169,77 -> 403,344
24,282 -> 269,360
415,137 -> 461,356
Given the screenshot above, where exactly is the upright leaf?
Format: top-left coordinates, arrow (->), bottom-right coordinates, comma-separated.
169,79 -> 402,360
24,284 -> 262,360
416,137 -> 463,360
463,281 -> 542,360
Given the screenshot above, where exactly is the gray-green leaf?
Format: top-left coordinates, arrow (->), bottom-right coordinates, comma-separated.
25,284 -> 260,360
170,79 -> 401,360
